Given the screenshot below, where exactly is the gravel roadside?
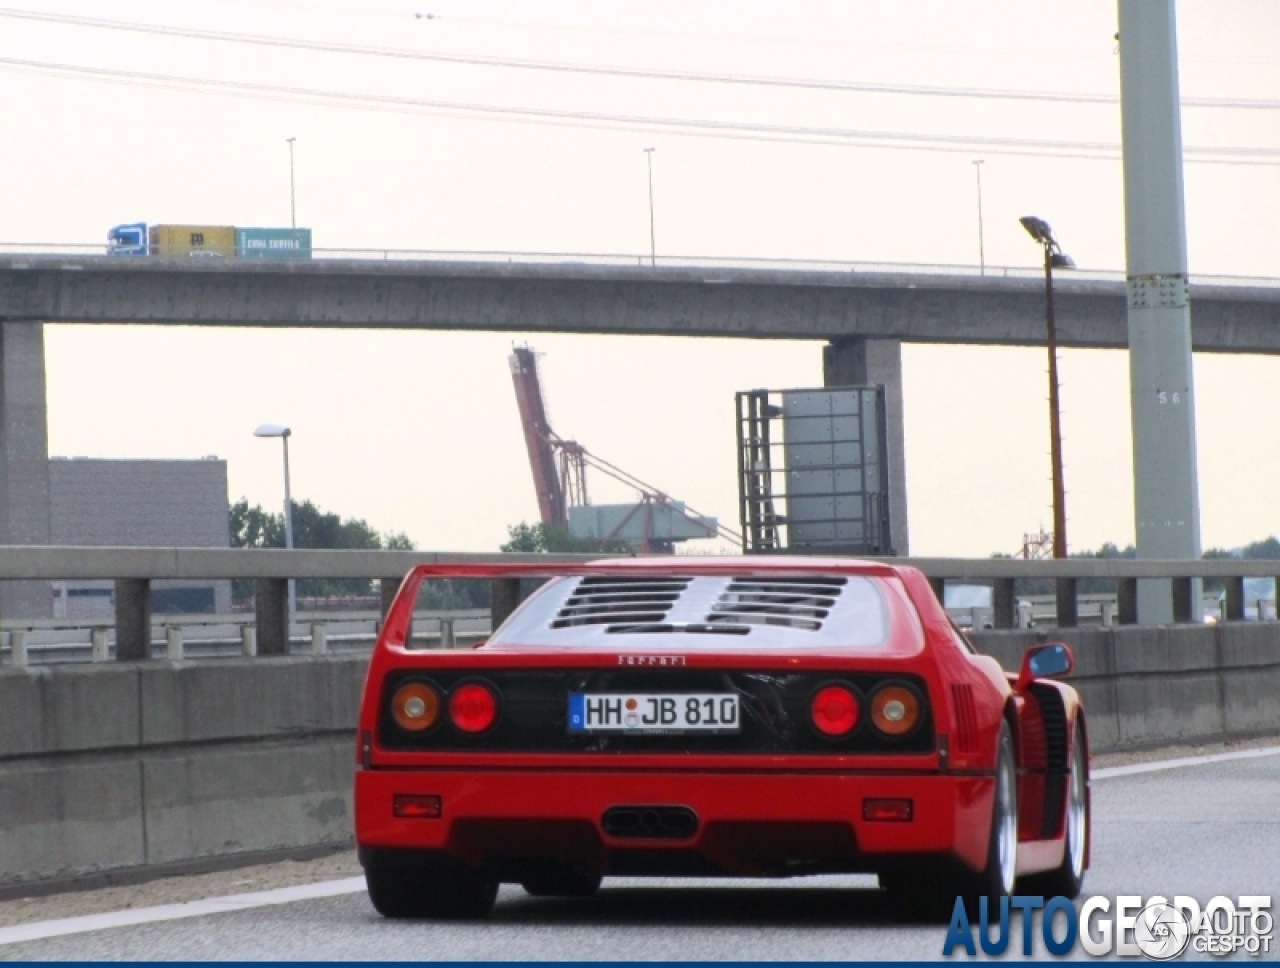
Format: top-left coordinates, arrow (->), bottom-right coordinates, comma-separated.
2,732 -> 1276,929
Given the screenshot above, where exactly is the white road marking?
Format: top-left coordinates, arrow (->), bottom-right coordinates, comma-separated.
1092,743 -> 1280,780
4,743 -> 1279,946
0,876 -> 367,946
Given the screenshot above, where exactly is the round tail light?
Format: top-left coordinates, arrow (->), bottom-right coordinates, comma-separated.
449,682 -> 499,733
391,682 -> 440,732
810,684 -> 859,737
870,683 -> 921,736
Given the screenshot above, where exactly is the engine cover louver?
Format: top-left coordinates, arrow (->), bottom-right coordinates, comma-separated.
551,576 -> 693,629
705,577 -> 847,631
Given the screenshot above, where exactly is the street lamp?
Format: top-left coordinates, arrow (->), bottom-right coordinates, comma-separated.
285,137 -> 297,230
1019,216 -> 1075,560
254,423 -> 296,614
643,147 -> 656,266
972,160 -> 986,275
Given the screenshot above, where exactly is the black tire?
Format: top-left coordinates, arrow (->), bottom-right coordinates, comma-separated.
1020,721 -> 1089,899
365,862 -> 498,919
883,721 -> 1018,921
520,866 -> 603,898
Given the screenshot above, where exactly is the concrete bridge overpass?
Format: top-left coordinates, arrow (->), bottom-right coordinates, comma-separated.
1,251 -> 1278,576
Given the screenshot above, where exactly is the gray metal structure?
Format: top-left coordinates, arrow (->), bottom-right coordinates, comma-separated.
1119,0 -> 1202,622
737,387 -> 892,556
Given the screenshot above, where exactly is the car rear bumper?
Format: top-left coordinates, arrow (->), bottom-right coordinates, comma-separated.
355,768 -> 993,876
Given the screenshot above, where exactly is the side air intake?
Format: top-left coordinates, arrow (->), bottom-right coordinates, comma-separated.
551,576 -> 692,629
706,576 -> 846,631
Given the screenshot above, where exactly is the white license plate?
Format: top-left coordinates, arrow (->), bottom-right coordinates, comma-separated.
568,693 -> 740,733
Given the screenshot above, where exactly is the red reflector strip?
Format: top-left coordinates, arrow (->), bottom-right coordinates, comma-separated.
862,798 -> 913,822
393,794 -> 442,819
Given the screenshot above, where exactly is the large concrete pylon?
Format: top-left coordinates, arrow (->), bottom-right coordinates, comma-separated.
823,336 -> 909,555
0,322 -> 52,618
1118,0 -> 1202,622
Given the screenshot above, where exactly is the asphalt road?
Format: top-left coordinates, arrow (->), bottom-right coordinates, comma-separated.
3,750 -> 1277,962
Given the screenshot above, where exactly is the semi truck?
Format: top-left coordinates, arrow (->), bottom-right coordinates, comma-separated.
107,224 -> 312,259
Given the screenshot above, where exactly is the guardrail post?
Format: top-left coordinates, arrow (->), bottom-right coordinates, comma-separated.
927,576 -> 946,606
491,578 -> 521,630
91,628 -> 109,662
1118,578 -> 1138,625
380,578 -> 401,619
1016,601 -> 1033,629
1224,576 -> 1245,622
1171,577 -> 1194,623
992,579 -> 1016,629
311,622 -> 327,654
440,617 -> 456,649
255,578 -> 289,656
1055,577 -> 1078,628
114,578 -> 151,661
1100,602 -> 1115,627
240,625 -> 257,657
10,630 -> 27,667
166,626 -> 184,661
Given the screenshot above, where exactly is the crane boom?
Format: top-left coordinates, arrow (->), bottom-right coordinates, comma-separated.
509,348 -> 566,526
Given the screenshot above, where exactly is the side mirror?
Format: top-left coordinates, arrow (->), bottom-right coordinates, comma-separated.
1015,642 -> 1074,691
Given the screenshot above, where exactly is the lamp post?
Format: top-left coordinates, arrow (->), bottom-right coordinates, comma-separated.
254,423 -> 296,614
286,137 -> 297,230
972,160 -> 986,275
1019,216 -> 1074,560
643,147 -> 656,266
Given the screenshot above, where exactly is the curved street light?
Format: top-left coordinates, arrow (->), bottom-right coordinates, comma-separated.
1019,216 -> 1074,561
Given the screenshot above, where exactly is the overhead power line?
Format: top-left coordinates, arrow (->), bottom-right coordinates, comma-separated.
4,57 -> 1277,167
2,6 -> 1278,111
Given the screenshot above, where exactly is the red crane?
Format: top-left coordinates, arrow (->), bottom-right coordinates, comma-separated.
509,347 -> 587,527
507,346 -> 741,551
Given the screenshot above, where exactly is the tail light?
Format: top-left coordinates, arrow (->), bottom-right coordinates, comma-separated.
449,682 -> 499,733
869,682 -> 922,737
810,684 -> 860,737
391,681 -> 441,732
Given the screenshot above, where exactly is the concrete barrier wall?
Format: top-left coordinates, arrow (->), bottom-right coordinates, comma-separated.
0,655 -> 365,889
968,622 -> 1280,752
2,625 -> 1278,890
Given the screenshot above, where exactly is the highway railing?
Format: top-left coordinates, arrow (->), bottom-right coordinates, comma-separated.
2,244 -> 1279,289
1,547 -> 1279,668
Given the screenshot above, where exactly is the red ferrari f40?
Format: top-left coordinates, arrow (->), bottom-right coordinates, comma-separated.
354,558 -> 1089,918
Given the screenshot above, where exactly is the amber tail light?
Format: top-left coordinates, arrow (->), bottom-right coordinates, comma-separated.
869,683 -> 922,737
391,682 -> 440,732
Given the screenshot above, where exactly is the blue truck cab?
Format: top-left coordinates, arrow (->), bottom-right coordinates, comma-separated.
107,223 -> 147,256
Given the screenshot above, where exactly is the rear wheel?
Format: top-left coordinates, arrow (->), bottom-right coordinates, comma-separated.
1021,721 -> 1088,899
882,721 -> 1018,922
365,860 -> 498,919
520,866 -> 602,898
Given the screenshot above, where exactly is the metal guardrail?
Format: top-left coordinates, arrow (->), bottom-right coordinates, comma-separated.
1,244 -> 1278,289
1,609 -> 491,666
0,547 -> 1276,668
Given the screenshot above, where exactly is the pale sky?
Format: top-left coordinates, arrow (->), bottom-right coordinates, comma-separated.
3,0 -> 1278,556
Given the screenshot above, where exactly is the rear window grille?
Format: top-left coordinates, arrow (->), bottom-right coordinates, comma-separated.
551,576 -> 692,628
705,577 -> 847,631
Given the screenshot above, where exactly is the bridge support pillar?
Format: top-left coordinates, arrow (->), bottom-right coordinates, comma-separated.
255,578 -> 289,655
823,336 -> 908,555
114,578 -> 151,661
1055,577 -> 1078,628
993,578 -> 1017,629
0,322 -> 51,620
491,578 -> 522,631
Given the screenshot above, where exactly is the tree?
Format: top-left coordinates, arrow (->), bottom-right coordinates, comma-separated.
500,521 -> 629,554
228,498 -> 416,600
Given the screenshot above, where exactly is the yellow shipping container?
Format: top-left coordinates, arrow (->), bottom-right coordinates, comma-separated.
148,225 -> 236,258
